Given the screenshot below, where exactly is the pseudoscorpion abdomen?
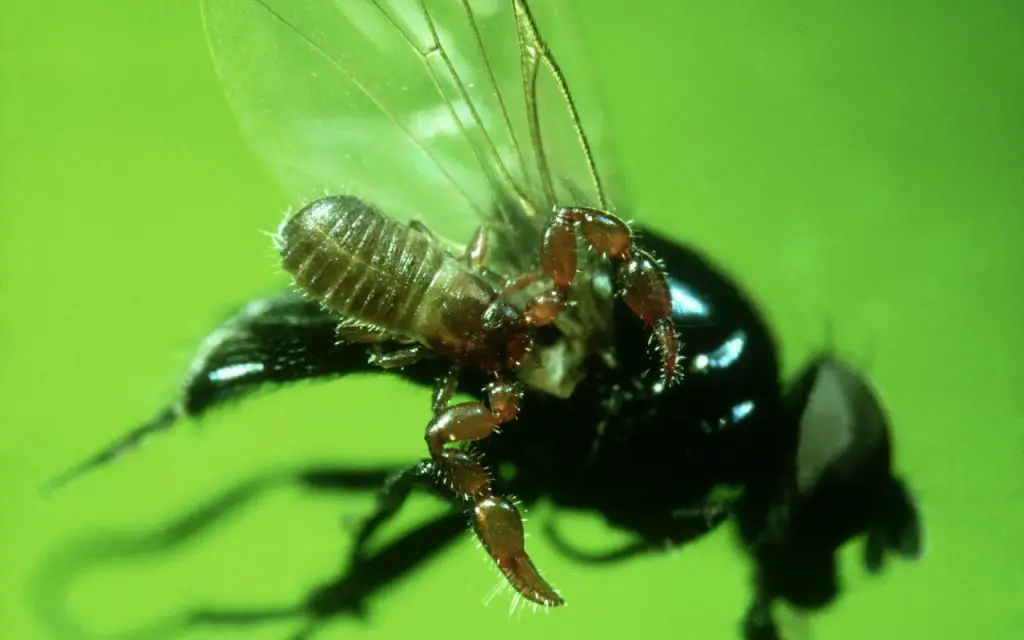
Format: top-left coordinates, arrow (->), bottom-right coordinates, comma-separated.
277,195 -> 465,338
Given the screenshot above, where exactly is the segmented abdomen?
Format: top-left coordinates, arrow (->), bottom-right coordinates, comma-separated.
276,195 -> 453,338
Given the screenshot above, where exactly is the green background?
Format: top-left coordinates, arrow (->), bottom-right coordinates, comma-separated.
2,1 -> 1022,639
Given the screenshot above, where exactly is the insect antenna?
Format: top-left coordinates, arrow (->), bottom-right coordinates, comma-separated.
41,405 -> 179,495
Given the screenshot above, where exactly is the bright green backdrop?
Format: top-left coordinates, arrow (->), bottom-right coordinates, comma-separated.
2,1 -> 1021,639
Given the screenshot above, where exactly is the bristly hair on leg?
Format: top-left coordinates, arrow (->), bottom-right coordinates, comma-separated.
508,591 -> 524,618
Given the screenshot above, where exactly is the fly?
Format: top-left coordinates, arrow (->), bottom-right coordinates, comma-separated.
44,2 -> 923,637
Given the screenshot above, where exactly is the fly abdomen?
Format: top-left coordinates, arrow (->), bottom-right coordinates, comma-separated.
276,195 -> 449,336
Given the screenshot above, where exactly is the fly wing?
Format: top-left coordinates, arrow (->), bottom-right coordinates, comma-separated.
202,0 -> 622,340
203,1 -> 618,257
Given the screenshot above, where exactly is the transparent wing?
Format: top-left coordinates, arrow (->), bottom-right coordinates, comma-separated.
201,0 -> 621,278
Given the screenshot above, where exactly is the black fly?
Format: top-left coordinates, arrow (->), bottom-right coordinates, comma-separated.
45,1 -> 923,638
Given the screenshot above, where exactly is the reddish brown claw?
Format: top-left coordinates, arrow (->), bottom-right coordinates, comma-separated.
566,206 -> 633,259
473,496 -> 564,607
620,250 -> 673,322
424,382 -> 562,605
534,205 -> 680,390
618,249 -> 679,387
541,218 -> 578,290
425,403 -> 500,458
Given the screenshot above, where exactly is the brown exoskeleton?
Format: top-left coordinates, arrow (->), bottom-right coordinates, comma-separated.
275,193 -> 680,605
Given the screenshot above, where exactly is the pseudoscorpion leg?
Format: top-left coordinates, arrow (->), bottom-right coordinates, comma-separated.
424,379 -> 562,606
367,345 -> 429,369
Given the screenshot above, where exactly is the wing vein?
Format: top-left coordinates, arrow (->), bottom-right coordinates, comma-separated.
519,23 -> 555,207
417,0 -> 530,207
459,0 -> 531,203
249,0 -> 488,220
514,0 -> 607,210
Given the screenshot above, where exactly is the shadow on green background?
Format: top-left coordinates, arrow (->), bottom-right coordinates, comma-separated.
2,1 -> 1021,639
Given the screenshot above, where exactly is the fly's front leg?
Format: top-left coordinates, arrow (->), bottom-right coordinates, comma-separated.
425,379 -> 562,606
347,461 -> 435,567
346,367 -> 462,569
541,205 -> 680,388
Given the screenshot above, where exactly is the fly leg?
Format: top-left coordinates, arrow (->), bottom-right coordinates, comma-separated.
425,377 -> 563,606
344,366 -> 460,569
346,461 -> 440,568
539,205 -> 679,389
